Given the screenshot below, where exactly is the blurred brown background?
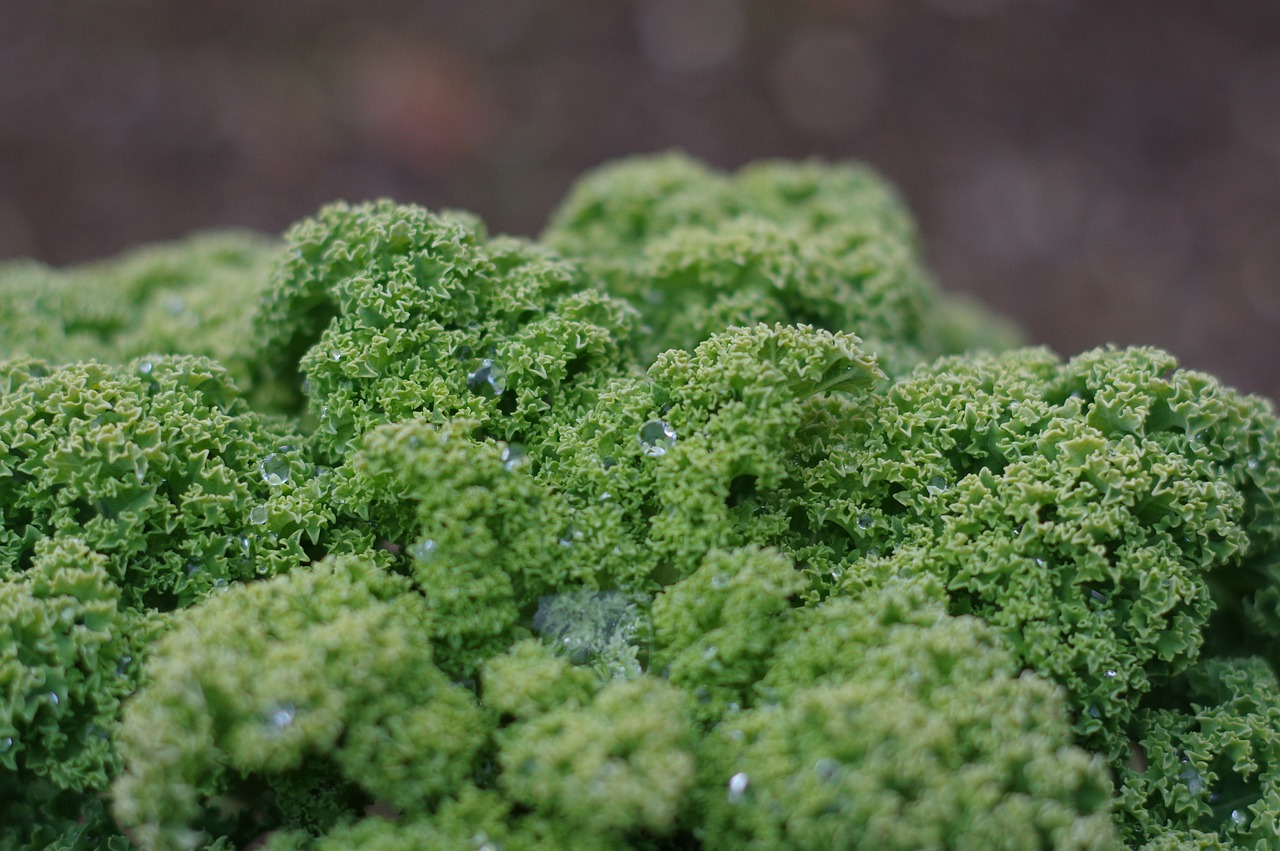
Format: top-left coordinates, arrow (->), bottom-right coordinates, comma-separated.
2,0 -> 1278,400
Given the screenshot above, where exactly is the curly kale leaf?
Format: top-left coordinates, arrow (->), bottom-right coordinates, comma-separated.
1117,656 -> 1280,848
543,152 -> 1016,372
247,200 -> 640,461
0,233 -> 279,397
542,322 -> 882,592
772,345 -> 1280,758
0,356 -> 309,610
112,556 -> 489,851
695,579 -> 1120,850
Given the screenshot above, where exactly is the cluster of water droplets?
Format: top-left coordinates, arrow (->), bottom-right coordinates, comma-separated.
1174,751 -> 1258,831
531,590 -> 646,680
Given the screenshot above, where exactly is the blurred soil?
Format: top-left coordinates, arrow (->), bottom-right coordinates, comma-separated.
1,0 -> 1278,399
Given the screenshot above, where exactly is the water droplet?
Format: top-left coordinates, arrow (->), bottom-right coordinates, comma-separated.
267,702 -> 296,730
1105,669 -> 1117,678
467,359 -> 507,398
249,505 -> 268,525
1247,457 -> 1261,471
1230,809 -> 1249,827
727,772 -> 750,803
48,691 -> 60,707
1033,557 -> 1047,569
0,736 -> 12,752
813,758 -> 842,782
116,656 -> 133,677
1180,765 -> 1206,795
638,420 -> 677,457
137,360 -> 154,376
500,443 -> 526,471
260,453 -> 291,486
601,455 -> 616,470
470,833 -> 501,851
857,515 -> 873,529
559,526 -> 579,548
409,540 -> 438,561
711,572 -> 730,589
328,349 -> 343,362
926,475 -> 948,493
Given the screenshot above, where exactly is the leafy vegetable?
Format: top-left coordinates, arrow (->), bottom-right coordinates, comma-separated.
0,153 -> 1276,849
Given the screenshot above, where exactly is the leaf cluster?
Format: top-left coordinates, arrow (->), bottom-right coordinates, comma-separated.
0,154 -> 1277,849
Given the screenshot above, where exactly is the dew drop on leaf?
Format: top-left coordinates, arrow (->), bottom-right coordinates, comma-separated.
638,420 -> 677,457
467,359 -> 507,398
260,453 -> 291,486
267,702 -> 296,731
727,772 -> 750,803
1179,764 -> 1205,796
501,443 -> 526,471
813,757 -> 842,782
409,540 -> 438,561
